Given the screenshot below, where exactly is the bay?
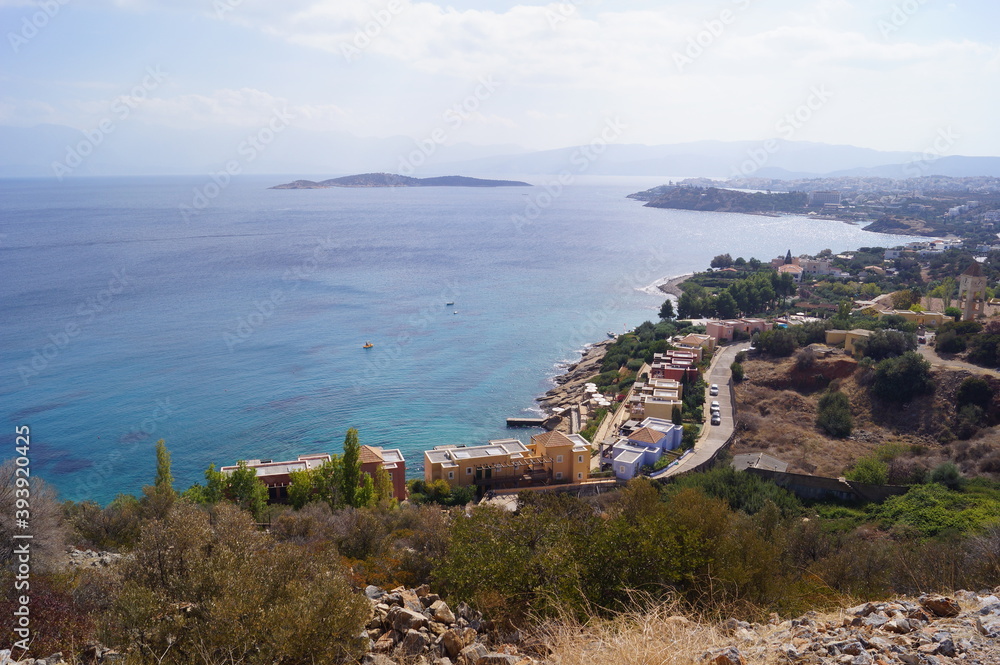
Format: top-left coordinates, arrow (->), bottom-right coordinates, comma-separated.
0,175 -> 923,502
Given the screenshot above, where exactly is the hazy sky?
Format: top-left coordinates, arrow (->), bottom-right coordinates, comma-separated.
3,0 -> 998,155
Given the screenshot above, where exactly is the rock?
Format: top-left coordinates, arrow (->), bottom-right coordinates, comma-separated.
458,643 -> 489,665
862,613 -> 889,628
441,628 -> 477,659
919,595 -> 961,618
402,629 -> 429,655
702,646 -> 747,665
431,600 -> 457,624
365,585 -> 385,601
416,584 -> 431,597
475,655 -> 522,665
428,621 -> 450,636
392,607 -> 428,632
362,655 -> 396,665
884,617 -> 913,634
422,593 -> 442,607
435,659 -> 454,665
373,630 -> 400,653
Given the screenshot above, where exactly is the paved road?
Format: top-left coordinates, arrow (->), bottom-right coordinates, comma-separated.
651,343 -> 741,480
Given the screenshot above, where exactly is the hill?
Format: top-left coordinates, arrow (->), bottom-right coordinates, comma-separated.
270,173 -> 531,189
628,184 -> 808,214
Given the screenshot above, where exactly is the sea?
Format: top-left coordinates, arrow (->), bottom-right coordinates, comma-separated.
0,175 -> 925,503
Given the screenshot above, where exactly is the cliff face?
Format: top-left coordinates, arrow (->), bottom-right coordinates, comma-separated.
271,173 -> 531,189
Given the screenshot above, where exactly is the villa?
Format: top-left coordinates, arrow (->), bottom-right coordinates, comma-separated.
423,430 -> 591,490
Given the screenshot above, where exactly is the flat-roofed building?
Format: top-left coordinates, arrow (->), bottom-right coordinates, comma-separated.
424,431 -> 591,490
220,453 -> 331,503
628,378 -> 683,420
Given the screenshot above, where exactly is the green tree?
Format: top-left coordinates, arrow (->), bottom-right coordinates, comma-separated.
872,351 -> 934,403
342,428 -> 362,508
715,291 -> 739,318
224,461 -> 269,521
711,253 -> 734,268
817,390 -> 852,438
855,329 -> 916,361
730,361 -> 745,382
154,439 -> 174,493
373,466 -> 394,506
287,469 -> 315,509
659,298 -> 675,320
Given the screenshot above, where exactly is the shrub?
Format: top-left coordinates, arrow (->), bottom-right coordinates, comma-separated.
872,352 -> 934,403
957,376 -> 994,411
855,329 -> 916,361
795,347 -> 816,371
846,456 -> 888,485
817,390 -> 853,438
936,330 -> 967,354
945,306 -> 963,321
931,461 -> 965,490
756,329 -> 797,357
103,502 -> 370,665
956,404 -> 985,440
730,361 -> 745,382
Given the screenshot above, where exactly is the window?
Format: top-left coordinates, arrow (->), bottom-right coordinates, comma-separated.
577,455 -> 584,463
619,466 -> 625,473
466,467 -> 472,475
448,471 -> 454,479
556,471 -> 563,479
557,455 -> 563,463
577,472 -> 583,480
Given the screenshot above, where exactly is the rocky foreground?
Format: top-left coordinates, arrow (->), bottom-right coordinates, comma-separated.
352,585 -> 1000,665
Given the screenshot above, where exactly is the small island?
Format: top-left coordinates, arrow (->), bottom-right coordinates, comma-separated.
271,173 -> 532,189
628,184 -> 806,215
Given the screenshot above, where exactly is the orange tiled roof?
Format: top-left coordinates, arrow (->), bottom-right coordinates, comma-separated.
359,445 -> 384,464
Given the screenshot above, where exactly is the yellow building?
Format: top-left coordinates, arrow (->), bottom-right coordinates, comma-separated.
423,431 -> 591,490
883,309 -> 948,327
825,329 -> 872,355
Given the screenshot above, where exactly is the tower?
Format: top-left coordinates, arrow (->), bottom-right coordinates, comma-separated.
957,262 -> 987,321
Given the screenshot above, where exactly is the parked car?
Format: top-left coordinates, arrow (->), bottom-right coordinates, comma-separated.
709,384 -> 719,396
711,414 -> 721,426
711,400 -> 720,410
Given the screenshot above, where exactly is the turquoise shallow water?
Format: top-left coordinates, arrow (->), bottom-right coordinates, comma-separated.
0,175 -> 923,502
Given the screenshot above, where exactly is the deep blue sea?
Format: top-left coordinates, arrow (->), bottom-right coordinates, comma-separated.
0,175 -> 923,503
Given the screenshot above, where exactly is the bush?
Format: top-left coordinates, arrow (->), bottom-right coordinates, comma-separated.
103,502 -> 370,665
817,390 -> 853,438
931,461 -> 965,490
945,306 -> 963,321
936,330 -> 967,354
872,352 -> 934,403
730,361 -> 745,382
795,347 -> 816,371
846,456 -> 889,485
855,329 -> 916,361
756,328 -> 797,357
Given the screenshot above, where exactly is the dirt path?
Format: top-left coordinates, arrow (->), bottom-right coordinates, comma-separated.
917,344 -> 1000,378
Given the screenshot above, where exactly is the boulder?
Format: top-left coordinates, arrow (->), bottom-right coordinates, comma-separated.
458,643 -> 489,665
441,628 -> 477,659
365,585 -> 385,601
475,655 -> 523,665
884,617 -> 913,634
402,629 -> 429,655
919,595 -> 961,618
361,655 -> 396,665
431,600 -> 457,624
392,607 -> 428,632
703,647 -> 747,665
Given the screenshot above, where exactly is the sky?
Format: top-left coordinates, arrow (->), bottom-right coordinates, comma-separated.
2,0 -> 999,161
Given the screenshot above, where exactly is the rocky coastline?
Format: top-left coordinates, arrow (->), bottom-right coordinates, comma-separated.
534,340 -> 613,432
657,272 -> 693,298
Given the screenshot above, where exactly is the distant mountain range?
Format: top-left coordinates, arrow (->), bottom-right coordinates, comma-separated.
2,123 -> 999,180
271,173 -> 530,189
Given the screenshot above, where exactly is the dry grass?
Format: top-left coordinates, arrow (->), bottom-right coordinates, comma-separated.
731,353 -> 1000,479
534,595 -> 831,665
537,599 -> 730,665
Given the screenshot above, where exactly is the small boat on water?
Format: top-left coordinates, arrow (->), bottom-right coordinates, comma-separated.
363,342 -> 374,349
453,310 -> 459,314
446,301 -> 455,306
607,331 -> 616,338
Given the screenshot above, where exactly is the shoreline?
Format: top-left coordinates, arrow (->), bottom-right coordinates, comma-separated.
657,272 -> 693,298
532,270 -> 692,433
